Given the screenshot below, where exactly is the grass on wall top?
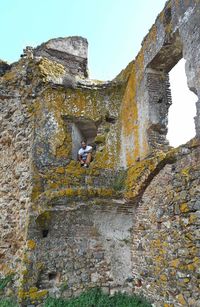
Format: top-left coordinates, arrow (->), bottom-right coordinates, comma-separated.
44,288 -> 151,307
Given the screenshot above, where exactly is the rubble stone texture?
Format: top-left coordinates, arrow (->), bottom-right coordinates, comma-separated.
0,0 -> 200,306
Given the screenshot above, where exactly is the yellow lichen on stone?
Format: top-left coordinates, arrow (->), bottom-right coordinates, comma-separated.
29,289 -> 48,300
120,63 -> 140,166
22,269 -> 28,276
135,49 -> 144,84
181,168 -> 190,177
94,149 -> 116,169
177,293 -> 187,305
27,240 -> 36,250
189,213 -> 197,224
187,263 -> 195,271
2,70 -> 16,81
94,134 -> 106,144
160,274 -> 168,282
55,166 -> 65,174
23,254 -> 31,264
143,24 -> 157,50
114,60 -> 135,83
170,259 -> 180,268
18,289 -> 26,300
18,287 -> 48,302
124,150 -> 167,200
180,203 -> 190,213
36,262 -> 45,270
65,161 -> 86,177
42,186 -> 116,202
38,57 -> 66,82
164,1 -> 173,35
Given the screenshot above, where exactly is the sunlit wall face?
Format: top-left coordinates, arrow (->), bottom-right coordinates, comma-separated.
167,59 -> 197,147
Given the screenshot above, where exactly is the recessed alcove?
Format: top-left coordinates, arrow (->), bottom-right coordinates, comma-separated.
71,118 -> 98,160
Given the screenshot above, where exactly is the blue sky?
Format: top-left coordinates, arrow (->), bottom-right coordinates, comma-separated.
0,0 -> 197,145
0,0 -> 166,80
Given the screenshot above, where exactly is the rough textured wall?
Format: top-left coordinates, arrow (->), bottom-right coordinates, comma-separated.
119,0 -> 200,167
130,141 -> 200,306
0,38 -> 127,303
0,64 -> 33,279
34,36 -> 88,78
0,0 -> 200,306
24,202 -> 134,302
123,1 -> 200,305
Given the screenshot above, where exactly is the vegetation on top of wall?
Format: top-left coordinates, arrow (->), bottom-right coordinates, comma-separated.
0,275 -> 14,290
44,288 -> 151,307
113,169 -> 127,191
0,298 -> 18,307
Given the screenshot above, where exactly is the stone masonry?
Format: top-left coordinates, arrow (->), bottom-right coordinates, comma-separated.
0,0 -> 200,306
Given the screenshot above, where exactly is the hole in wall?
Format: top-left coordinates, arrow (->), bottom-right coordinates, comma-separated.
42,229 -> 49,238
48,272 -> 57,280
167,59 -> 197,147
105,114 -> 116,124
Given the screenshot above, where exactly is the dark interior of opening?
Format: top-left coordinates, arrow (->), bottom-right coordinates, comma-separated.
42,229 -> 49,238
71,118 -> 98,159
48,272 -> 57,280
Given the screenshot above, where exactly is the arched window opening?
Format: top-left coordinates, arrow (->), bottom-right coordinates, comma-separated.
167,59 -> 197,147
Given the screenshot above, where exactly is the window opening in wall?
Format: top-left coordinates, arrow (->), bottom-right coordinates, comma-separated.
71,119 -> 97,160
167,59 -> 196,147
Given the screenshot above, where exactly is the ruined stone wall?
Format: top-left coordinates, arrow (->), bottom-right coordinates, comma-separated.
130,141 -> 200,306
0,37 -> 129,303
0,0 -> 200,306
23,202 -> 134,301
34,36 -> 89,78
123,1 -> 200,305
119,0 -> 200,167
0,65 -> 33,279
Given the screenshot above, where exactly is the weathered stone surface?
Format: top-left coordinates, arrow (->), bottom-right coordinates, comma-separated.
131,145 -> 200,306
0,60 -> 10,76
34,36 -> 88,78
0,1 -> 200,306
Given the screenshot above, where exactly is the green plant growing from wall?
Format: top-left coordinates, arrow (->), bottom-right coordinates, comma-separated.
0,298 -> 18,307
44,288 -> 152,307
0,275 -> 14,290
113,169 -> 127,191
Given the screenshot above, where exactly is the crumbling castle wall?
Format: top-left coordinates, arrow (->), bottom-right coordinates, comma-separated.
0,67 -> 33,278
119,0 -> 200,167
130,141 -> 200,306
0,0 -> 200,306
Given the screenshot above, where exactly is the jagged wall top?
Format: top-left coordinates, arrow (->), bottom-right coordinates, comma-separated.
33,36 -> 88,78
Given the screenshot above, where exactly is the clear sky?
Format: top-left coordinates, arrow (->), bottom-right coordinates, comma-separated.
0,0 -> 167,80
0,0 -> 197,146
